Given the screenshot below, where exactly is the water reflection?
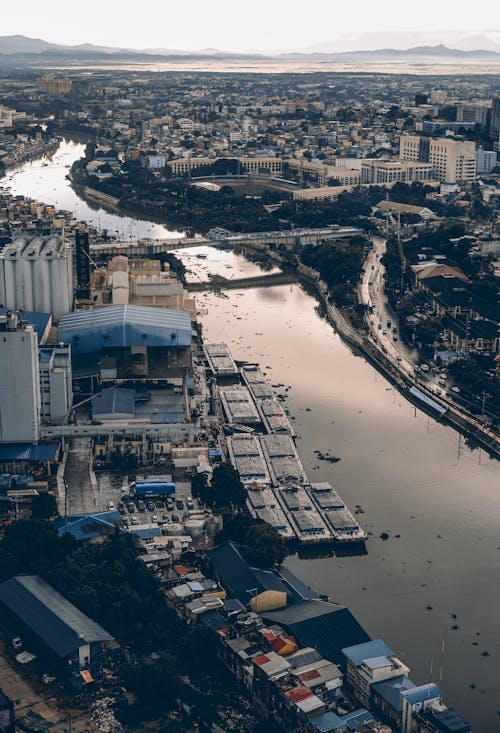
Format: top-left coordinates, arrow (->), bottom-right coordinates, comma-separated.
6,141 -> 500,730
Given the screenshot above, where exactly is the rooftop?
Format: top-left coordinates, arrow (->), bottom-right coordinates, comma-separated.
0,575 -> 114,658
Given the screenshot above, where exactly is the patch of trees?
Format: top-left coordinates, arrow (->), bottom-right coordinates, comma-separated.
215,513 -> 288,568
191,463 -> 246,508
0,522 -> 249,722
301,239 -> 365,305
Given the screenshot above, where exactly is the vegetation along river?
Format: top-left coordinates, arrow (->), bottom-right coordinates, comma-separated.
3,140 -> 500,730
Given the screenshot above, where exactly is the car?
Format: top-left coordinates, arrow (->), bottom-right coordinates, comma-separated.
137,500 -> 146,512
147,501 -> 156,511
108,502 -> 116,511
396,355 -> 402,362
156,501 -> 165,509
166,500 -> 174,511
378,323 -> 382,330
162,513 -> 170,522
382,329 -> 387,335
451,386 -> 461,394
176,499 -> 184,511
131,515 -> 139,525
392,335 -> 398,341
186,497 -> 194,509
171,514 -> 180,523
152,514 -> 159,523
127,502 -> 135,512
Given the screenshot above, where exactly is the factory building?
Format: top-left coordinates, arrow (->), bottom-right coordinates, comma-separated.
0,310 -> 72,443
0,234 -> 73,319
58,305 -> 192,383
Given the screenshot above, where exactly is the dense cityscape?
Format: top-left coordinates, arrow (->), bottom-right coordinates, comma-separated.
0,24 -> 499,733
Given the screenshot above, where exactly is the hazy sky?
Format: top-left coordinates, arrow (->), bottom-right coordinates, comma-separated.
2,0 -> 499,51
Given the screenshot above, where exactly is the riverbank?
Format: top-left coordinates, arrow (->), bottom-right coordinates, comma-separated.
6,141 -> 500,729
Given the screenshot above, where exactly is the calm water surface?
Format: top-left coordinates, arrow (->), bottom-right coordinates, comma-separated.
5,141 -> 500,730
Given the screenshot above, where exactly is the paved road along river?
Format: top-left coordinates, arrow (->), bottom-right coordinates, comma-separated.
3,140 -> 500,729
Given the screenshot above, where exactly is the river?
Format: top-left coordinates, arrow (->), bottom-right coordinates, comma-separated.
4,140 -> 500,730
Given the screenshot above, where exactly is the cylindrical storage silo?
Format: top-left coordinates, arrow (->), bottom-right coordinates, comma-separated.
184,519 -> 205,538
165,523 -> 184,536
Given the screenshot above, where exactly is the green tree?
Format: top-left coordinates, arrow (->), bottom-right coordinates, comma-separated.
31,493 -> 58,520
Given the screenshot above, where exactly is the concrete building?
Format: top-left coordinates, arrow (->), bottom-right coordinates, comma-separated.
400,136 -> 476,183
476,148 -> 497,174
361,159 -> 434,184
40,75 -> 72,94
342,639 -> 410,708
456,101 -> 490,126
0,312 -> 40,443
39,344 -> 72,425
0,234 -> 73,319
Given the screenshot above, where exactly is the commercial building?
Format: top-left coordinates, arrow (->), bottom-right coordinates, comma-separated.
0,575 -> 117,681
361,159 -> 434,185
0,234 -> 73,319
456,101 -> 490,126
39,344 -> 72,425
40,75 -> 72,94
342,639 -> 410,707
476,148 -> 497,174
400,136 -> 476,183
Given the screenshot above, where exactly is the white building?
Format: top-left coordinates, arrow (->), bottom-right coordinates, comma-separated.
476,148 -> 497,174
400,136 -> 476,183
0,234 -> 73,319
361,158 -> 434,184
0,312 -> 41,443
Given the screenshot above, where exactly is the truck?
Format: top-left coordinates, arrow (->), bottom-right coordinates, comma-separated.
134,480 -> 175,497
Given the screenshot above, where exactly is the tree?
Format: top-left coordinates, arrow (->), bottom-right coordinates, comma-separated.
31,493 -> 58,520
210,463 -> 246,507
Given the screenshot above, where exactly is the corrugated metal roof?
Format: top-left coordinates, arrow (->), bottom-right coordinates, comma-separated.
263,602 -> 371,666
0,575 -> 114,658
58,305 -> 191,353
0,443 -> 59,462
371,675 -> 416,713
342,639 -> 394,667
402,682 -> 441,705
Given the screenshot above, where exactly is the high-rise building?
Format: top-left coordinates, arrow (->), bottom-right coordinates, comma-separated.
430,90 -> 447,104
491,97 -> 500,138
456,101 -> 490,127
428,139 -> 476,183
476,148 -> 497,174
0,234 -> 73,319
400,135 -> 476,183
0,312 -> 41,443
40,75 -> 72,94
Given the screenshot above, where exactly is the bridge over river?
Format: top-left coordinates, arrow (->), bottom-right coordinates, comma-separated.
186,271 -> 296,291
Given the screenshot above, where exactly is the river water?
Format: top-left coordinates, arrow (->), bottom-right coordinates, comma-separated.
4,140 -> 500,729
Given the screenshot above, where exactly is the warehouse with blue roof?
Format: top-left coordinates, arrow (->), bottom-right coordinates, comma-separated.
58,305 -> 193,382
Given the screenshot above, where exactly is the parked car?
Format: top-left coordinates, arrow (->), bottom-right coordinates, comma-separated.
186,497 -> 194,509
171,513 -> 180,523
147,501 -> 156,511
176,499 -> 184,511
137,500 -> 146,512
131,515 -> 139,525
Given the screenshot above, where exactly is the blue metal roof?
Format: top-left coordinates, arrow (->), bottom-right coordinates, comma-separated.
0,443 -> 59,462
402,682 -> 441,705
342,639 -> 394,666
58,305 -> 191,354
309,709 -> 375,733
53,512 -> 124,541
371,675 -> 417,713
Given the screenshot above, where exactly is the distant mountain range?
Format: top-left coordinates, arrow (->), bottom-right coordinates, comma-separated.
1,35 -> 500,63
